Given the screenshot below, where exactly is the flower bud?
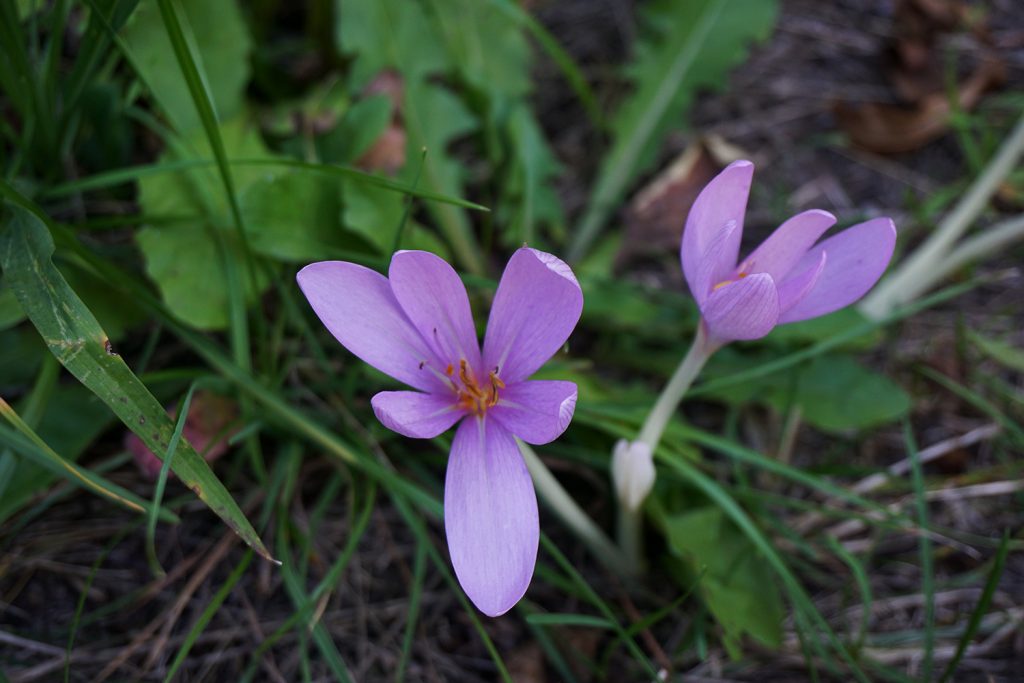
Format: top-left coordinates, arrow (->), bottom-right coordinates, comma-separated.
611,439 -> 656,512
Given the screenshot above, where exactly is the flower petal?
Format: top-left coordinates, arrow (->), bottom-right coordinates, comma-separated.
482,248 -> 583,384
739,209 -> 836,281
779,218 -> 897,324
490,380 -> 577,445
296,261 -> 444,392
777,250 -> 827,316
388,250 -> 482,370
445,417 -> 538,617
371,391 -> 464,439
681,160 -> 753,300
701,272 -> 780,341
693,218 -> 741,306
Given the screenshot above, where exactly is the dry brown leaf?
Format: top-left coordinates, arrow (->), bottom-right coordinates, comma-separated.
617,137 -> 746,265
355,70 -> 407,174
127,391 -> 240,480
835,58 -> 1005,155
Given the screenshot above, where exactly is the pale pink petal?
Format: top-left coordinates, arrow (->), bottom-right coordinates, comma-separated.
296,261 -> 445,393
779,218 -> 897,324
388,250 -> 482,371
681,160 -> 753,299
701,272 -> 780,341
693,219 -> 741,306
490,380 -> 577,445
371,391 -> 464,439
739,209 -> 836,281
444,417 -> 538,617
482,248 -> 583,384
777,251 -> 827,316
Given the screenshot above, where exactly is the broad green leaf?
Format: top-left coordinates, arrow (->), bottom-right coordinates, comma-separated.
704,352 -> 910,432
0,204 -> 273,561
661,505 -> 784,657
337,0 -> 447,89
968,329 -> 1024,372
794,355 -> 910,432
0,274 -> 25,330
427,0 -> 531,102
341,181 -> 449,256
568,0 -> 778,261
136,118 -> 271,329
242,172 -> 344,261
337,0 -> 483,274
122,0 -> 252,132
321,94 -> 393,165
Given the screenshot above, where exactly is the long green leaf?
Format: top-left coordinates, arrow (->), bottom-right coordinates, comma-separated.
0,202 -> 273,562
42,156 -> 490,210
0,401 -> 175,522
567,0 -> 778,261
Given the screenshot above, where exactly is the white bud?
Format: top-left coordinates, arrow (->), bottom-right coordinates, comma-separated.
611,439 -> 656,512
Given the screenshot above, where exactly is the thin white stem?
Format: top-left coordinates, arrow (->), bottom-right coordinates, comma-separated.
913,213 -> 1024,296
518,439 -> 633,577
616,325 -> 718,574
637,324 -> 717,450
860,111 -> 1024,319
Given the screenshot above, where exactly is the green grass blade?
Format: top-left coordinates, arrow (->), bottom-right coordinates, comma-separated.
938,532 -> 1011,682
0,401 -> 175,521
146,380 -> 204,578
660,457 -> 871,682
0,200 -> 272,561
154,0 -> 252,380
905,422 -> 934,679
525,613 -> 616,629
164,549 -> 253,682
688,282 -> 977,400
395,539 -> 427,683
43,156 -> 491,210
538,535 -> 660,678
65,527 -> 132,683
481,0 -> 601,128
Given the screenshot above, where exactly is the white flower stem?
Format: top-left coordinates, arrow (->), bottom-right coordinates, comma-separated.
518,439 -> 633,577
860,111 -> 1024,319
618,324 -> 718,573
637,324 -> 717,449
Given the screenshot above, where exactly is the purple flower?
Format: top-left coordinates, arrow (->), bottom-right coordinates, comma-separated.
297,248 -> 583,616
682,160 -> 897,342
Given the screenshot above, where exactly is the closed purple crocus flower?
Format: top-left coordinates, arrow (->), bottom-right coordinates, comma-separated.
297,248 -> 582,616
683,160 -> 897,342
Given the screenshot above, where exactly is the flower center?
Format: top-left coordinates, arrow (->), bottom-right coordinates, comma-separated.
447,359 -> 504,416
712,271 -> 748,292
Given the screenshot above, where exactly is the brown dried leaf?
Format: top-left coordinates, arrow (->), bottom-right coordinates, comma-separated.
835,58 -> 1005,155
128,391 -> 240,480
618,137 -> 745,265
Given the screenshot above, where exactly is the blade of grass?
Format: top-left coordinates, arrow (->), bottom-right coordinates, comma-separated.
689,280 -> 977,400
145,380 -> 206,578
0,401 -> 175,521
65,526 -> 133,683
918,365 -> 1024,443
481,0 -> 601,128
905,421 -> 935,680
43,156 -> 490,210
394,539 -> 427,683
153,0 -> 255,449
660,456 -> 872,682
824,535 -> 874,653
163,549 -> 253,683
538,535 -> 660,679
0,198 -> 271,560
938,532 -> 1011,682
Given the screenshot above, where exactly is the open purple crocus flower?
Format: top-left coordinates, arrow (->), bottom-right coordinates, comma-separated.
297,248 -> 582,616
683,160 -> 896,342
